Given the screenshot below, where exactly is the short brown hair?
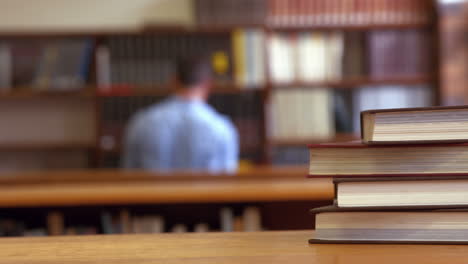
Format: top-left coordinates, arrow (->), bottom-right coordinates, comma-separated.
175,57 -> 213,87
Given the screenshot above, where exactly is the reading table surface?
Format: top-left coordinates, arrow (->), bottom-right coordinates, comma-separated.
0,231 -> 465,264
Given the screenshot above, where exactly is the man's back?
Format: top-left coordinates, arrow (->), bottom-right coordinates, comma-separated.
122,96 -> 239,172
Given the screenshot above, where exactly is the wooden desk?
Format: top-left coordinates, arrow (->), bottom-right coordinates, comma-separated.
0,168 -> 333,207
0,231 -> 465,264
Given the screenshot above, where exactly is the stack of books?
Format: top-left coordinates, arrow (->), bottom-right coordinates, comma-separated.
308,106 -> 468,244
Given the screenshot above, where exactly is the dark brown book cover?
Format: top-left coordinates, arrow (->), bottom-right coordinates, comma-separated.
310,205 -> 468,214
309,205 -> 468,244
309,238 -> 468,245
361,105 -> 468,116
308,141 -> 468,149
309,173 -> 468,179
333,175 -> 468,183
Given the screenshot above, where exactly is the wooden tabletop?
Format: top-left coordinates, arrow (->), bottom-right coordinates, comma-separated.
0,231 -> 466,264
0,167 -> 333,207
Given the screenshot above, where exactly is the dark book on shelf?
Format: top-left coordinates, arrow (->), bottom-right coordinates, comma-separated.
342,32 -> 367,79
105,34 -> 233,92
361,105 -> 468,144
194,0 -> 267,26
10,40 -> 43,88
368,29 -> 432,79
0,43 -> 12,91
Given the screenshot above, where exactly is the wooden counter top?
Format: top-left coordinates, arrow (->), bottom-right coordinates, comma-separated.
0,231 -> 465,264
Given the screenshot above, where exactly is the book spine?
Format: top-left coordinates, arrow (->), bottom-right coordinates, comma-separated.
0,44 -> 12,92
96,45 -> 111,92
47,211 -> 64,236
220,207 -> 234,232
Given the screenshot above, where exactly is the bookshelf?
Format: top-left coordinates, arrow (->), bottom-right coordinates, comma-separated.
0,0 -> 440,170
0,142 -> 94,151
0,88 -> 95,99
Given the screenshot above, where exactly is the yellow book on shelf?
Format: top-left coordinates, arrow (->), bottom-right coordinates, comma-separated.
232,29 -> 246,87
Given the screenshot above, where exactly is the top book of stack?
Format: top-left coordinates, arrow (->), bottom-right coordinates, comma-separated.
361,106 -> 468,144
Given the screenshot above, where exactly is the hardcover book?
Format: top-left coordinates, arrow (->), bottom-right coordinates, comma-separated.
309,205 -> 468,244
308,142 -> 468,177
334,177 -> 468,208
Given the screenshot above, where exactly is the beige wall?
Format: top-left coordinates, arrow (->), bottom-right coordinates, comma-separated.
0,0 -> 193,31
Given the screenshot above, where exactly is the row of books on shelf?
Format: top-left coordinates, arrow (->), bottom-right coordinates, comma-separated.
96,31 -> 264,91
268,84 -> 432,141
1,27 -> 431,93
195,0 -> 433,27
0,40 -> 93,92
308,105 -> 468,244
267,0 -> 432,26
97,34 -> 235,91
2,207 -> 262,237
269,30 -> 431,84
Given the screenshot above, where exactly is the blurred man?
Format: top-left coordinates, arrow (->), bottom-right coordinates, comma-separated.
122,57 -> 239,172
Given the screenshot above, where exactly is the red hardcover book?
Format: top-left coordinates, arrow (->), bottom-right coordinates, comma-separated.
305,0 -> 315,25
267,0 -> 277,25
308,142 -> 468,177
297,0 -> 307,26
289,0 -> 299,26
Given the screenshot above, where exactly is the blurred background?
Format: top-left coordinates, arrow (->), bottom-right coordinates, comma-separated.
0,0 -> 466,236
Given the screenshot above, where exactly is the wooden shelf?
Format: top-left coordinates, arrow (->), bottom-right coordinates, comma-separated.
0,22 -> 433,38
0,142 -> 95,151
0,169 -> 331,207
0,88 -> 95,99
0,166 -> 309,184
270,133 -> 359,147
97,85 -> 264,97
0,85 -> 262,99
269,22 -> 433,31
272,76 -> 433,89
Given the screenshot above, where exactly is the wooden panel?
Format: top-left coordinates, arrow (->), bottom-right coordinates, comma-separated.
0,98 -> 95,145
0,231 -> 467,264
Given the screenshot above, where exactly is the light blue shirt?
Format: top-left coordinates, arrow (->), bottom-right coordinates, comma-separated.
122,96 -> 239,172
